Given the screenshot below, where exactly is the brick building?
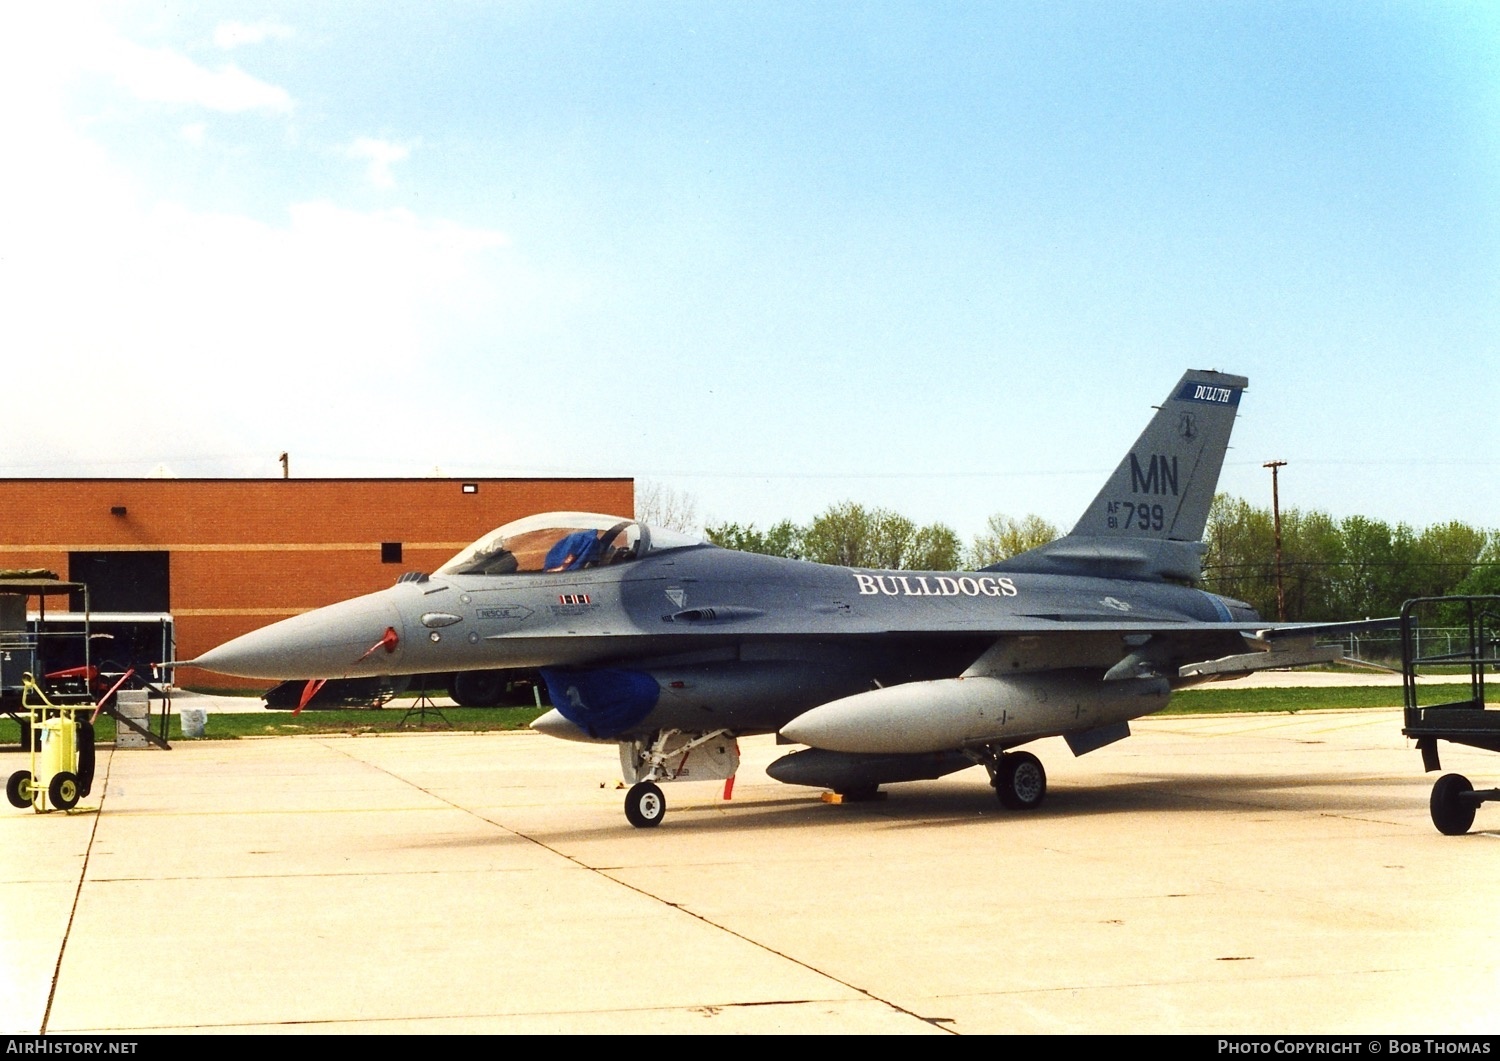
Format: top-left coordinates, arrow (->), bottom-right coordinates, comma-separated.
0,477 -> 633,687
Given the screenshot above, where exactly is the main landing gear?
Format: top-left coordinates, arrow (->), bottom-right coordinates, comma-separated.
983,749 -> 1047,811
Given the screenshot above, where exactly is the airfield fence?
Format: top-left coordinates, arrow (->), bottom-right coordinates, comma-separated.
1336,626 -> 1475,672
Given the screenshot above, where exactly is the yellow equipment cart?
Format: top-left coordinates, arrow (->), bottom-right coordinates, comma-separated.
6,673 -> 95,813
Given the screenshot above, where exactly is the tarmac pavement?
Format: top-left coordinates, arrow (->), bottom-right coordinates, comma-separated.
3,704 -> 1499,1035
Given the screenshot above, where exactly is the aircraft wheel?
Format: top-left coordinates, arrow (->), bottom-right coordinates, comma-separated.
995,752 -> 1046,811
76,721 -> 96,798
624,781 -> 666,828
834,785 -> 881,802
49,771 -> 80,812
450,670 -> 505,708
1430,773 -> 1476,836
6,770 -> 34,809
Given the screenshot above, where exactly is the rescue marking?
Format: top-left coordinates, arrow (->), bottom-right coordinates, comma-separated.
476,606 -> 532,621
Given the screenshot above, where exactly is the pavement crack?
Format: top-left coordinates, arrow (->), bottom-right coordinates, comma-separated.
322,738 -> 952,1033
40,745 -> 111,1035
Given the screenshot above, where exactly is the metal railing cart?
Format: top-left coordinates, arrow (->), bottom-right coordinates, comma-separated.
1400,595 -> 1500,835
3,572 -> 172,758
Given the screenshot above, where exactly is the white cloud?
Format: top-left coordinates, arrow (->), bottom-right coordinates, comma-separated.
90,37 -> 293,113
0,7 -> 557,479
348,137 -> 415,189
0,180 -> 532,474
214,21 -> 295,50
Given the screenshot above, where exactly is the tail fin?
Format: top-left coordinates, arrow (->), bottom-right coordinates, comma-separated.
1003,369 -> 1247,582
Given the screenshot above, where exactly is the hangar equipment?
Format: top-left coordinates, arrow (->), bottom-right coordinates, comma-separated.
1400,596 -> 1500,835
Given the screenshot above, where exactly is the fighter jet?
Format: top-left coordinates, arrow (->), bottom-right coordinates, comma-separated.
193,369 -> 1365,827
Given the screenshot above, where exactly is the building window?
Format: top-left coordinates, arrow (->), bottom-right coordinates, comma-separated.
462,483 -> 478,494
381,542 -> 403,564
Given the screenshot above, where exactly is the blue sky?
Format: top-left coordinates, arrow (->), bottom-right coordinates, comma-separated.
1,2 -> 1495,543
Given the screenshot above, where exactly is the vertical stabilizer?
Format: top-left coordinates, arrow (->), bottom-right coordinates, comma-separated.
1000,370 -> 1248,582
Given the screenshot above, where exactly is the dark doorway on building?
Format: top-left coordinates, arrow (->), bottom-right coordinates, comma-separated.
68,551 -> 171,613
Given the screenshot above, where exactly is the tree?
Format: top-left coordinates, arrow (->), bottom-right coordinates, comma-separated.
635,481 -> 700,534
801,503 -> 889,568
968,513 -> 1060,568
1414,521 -> 1490,598
1202,494 -> 1492,621
1330,515 -> 1402,619
711,494 -> 1496,608
740,502 -> 964,570
1278,507 -> 1344,621
704,519 -> 803,559
1201,494 -> 1277,615
1438,532 -> 1499,627
909,523 -> 964,572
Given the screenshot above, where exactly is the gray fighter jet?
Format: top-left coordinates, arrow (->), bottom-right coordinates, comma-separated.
194,369 -> 1365,827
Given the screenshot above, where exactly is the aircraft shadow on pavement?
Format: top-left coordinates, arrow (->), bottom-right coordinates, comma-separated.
447,771 -> 1438,841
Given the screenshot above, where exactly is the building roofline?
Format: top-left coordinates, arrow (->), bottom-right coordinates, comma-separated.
0,476 -> 635,484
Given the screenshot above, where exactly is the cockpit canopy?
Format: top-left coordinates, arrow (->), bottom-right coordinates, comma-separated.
436,512 -> 702,576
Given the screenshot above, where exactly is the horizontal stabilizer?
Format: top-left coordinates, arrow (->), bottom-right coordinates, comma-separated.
1005,536 -> 1208,582
1179,643 -> 1343,678
1249,616 -> 1401,645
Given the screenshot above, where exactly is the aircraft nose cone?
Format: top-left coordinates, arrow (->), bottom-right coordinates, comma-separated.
192,591 -> 405,680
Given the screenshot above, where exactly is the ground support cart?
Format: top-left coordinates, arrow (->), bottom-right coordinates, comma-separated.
1400,595 -> 1500,835
6,674 -> 95,813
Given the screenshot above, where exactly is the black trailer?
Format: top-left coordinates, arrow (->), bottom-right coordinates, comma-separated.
2,573 -> 90,725
1,571 -> 172,751
1400,595 -> 1500,834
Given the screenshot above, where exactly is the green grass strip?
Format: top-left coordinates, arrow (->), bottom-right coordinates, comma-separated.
2,705 -> 547,742
1164,683 -> 1476,715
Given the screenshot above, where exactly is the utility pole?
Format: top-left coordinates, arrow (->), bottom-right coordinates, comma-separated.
1264,460 -> 1287,621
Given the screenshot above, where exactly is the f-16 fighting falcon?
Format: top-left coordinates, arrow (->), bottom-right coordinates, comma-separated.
194,369 -> 1369,828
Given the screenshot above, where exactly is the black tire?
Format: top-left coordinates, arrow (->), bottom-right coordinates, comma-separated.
1430,773 -> 1476,836
49,771 -> 80,811
624,781 -> 666,828
17,718 -> 40,752
450,670 -> 506,708
834,785 -> 881,802
995,751 -> 1047,811
6,770 -> 33,809
76,721 -> 96,798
